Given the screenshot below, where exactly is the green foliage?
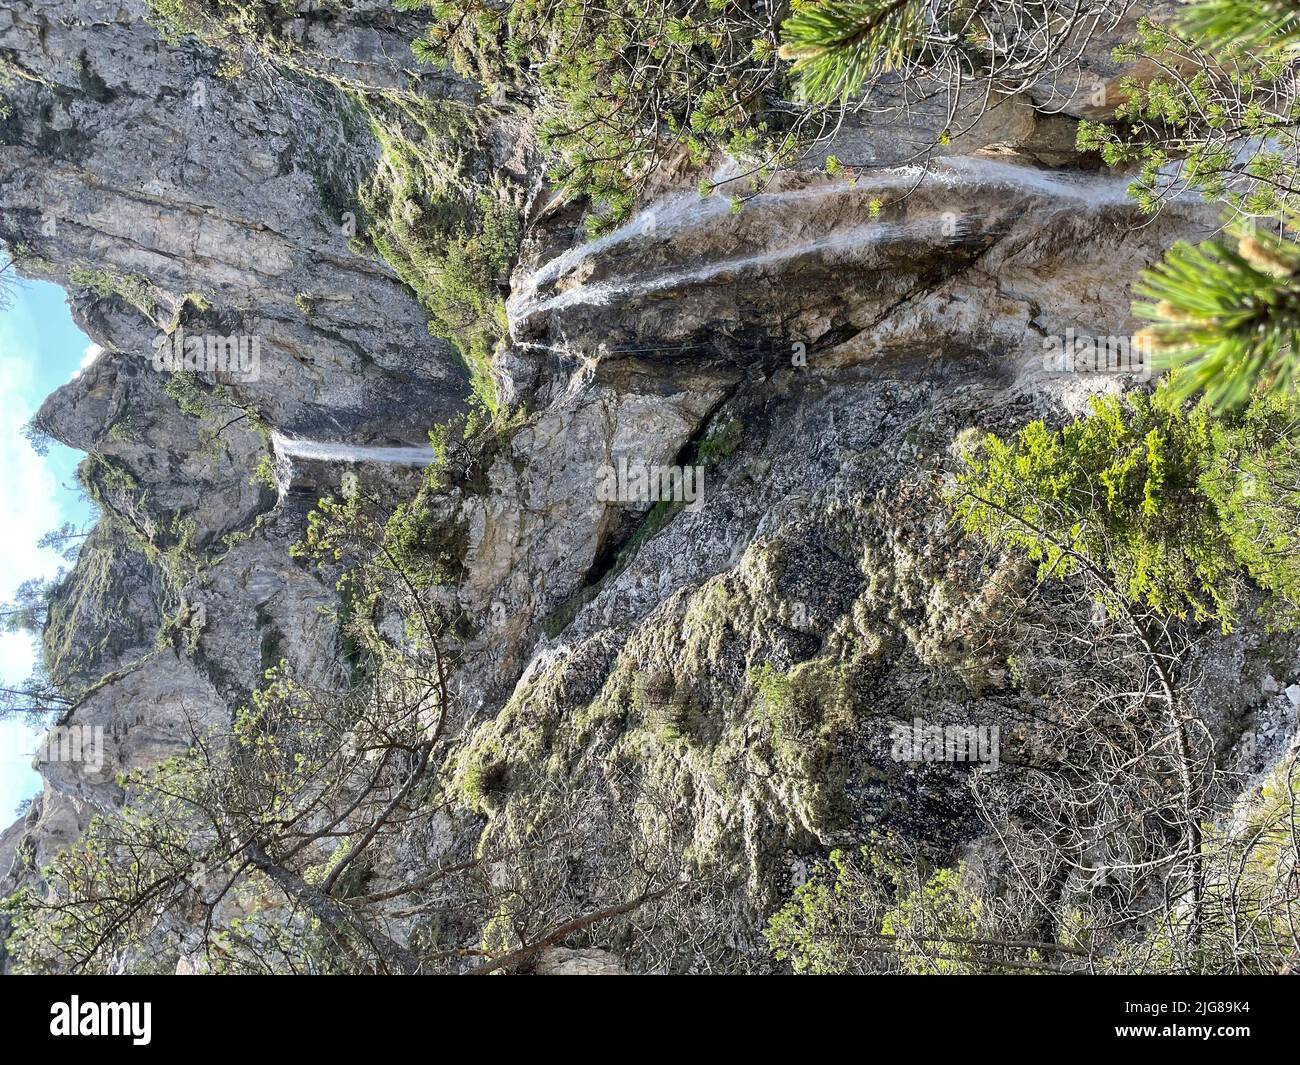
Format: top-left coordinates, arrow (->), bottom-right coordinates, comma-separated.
77,453 -> 142,519
382,496 -> 467,591
951,380 -> 1300,630
1198,390 -> 1300,628
163,371 -> 212,418
354,94 -> 519,420
1134,227 -> 1300,410
749,662 -> 793,717
696,417 -> 742,466
105,415 -> 139,443
141,0 -> 212,43
458,739 -> 507,812
766,847 -> 867,974
250,453 -> 279,491
292,475 -> 467,668
409,0 -> 802,219
2,757 -> 206,972
1,576 -> 57,637
1195,758 -> 1300,966
748,660 -> 854,793
1076,17 -> 1300,218
68,267 -> 157,319
142,0 -> 297,51
1075,11 -> 1300,408
765,843 -> 988,975
158,514 -> 202,595
952,383 -> 1240,625
778,0 -> 925,102
3,653 -> 444,973
1180,0 -> 1300,52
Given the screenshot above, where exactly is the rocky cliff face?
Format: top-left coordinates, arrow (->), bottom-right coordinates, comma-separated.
2,1 -> 1296,973
0,0 -> 475,888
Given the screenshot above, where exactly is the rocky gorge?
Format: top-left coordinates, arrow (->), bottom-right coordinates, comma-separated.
0,0 -> 1297,974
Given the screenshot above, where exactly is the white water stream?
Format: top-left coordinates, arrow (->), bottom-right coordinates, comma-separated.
520,221 -> 909,318
507,157 -> 1142,329
271,432 -> 435,467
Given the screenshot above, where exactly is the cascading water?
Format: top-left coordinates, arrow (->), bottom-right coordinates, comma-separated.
272,158 -> 1149,491
520,222 -> 910,318
270,432 -> 435,498
270,433 -> 435,466
507,157 -> 1145,337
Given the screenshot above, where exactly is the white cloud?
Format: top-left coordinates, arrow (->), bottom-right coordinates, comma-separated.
71,342 -> 103,380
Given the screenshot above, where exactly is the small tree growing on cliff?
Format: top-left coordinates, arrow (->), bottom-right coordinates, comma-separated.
3,478 -> 682,974
0,576 -> 60,638
0,576 -> 76,724
3,667 -> 681,973
765,838 -> 1092,974
0,247 -> 20,312
764,531 -> 1298,974
0,673 -> 73,723
778,1 -> 1131,134
401,0 -> 1126,223
915,380 -> 1300,973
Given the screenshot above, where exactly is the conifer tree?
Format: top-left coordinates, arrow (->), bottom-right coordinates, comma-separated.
1122,2 -> 1300,408
1180,0 -> 1300,52
778,0 -> 926,102
1135,227 -> 1300,410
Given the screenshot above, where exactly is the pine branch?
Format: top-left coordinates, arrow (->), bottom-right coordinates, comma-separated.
1181,0 -> 1300,52
1134,227 -> 1300,410
779,0 -> 926,102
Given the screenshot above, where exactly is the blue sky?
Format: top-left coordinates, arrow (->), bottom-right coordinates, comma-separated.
0,278 -> 98,822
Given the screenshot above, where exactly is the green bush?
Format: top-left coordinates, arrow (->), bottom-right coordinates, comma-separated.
406,0 -> 803,224
68,267 -> 157,319
355,97 -> 520,419
766,843 -> 988,975
949,379 -> 1300,630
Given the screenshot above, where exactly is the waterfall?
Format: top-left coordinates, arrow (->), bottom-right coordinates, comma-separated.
508,158 -> 1144,332
506,164 -> 931,322
271,433 -> 435,466
925,155 -> 1138,203
518,221 -> 910,318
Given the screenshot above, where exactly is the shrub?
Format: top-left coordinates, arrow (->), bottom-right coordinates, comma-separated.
406,0 -> 804,222
355,97 -> 520,420
949,379 -> 1300,630
68,267 -> 157,319
766,842 -> 988,975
